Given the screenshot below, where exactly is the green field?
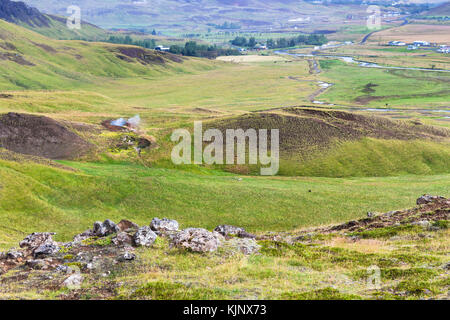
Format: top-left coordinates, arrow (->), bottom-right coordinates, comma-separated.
318,59 -> 450,108
1,158 -> 449,250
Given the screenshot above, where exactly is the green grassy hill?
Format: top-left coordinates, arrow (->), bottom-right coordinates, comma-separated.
203,107 -> 450,177
26,14 -> 107,40
0,19 -> 215,90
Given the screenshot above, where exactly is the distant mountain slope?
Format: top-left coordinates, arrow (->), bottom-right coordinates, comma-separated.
0,0 -> 50,26
0,0 -> 106,40
423,1 -> 450,16
0,19 -> 212,90
19,0 -> 446,33
20,0 -> 367,32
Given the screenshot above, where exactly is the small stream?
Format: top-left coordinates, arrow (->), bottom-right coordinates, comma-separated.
275,50 -> 450,73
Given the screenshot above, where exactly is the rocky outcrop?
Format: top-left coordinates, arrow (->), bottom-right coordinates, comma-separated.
0,0 -> 50,27
112,232 -> 134,246
0,216 -> 263,289
150,218 -> 179,234
117,219 -> 139,232
214,225 -> 256,239
224,238 -> 261,255
133,226 -> 157,247
93,220 -> 120,237
416,194 -> 446,205
20,232 -> 57,252
170,228 -> 223,253
33,243 -> 59,258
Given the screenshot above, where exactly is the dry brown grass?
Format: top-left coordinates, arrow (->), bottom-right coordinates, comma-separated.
370,24 -> 450,44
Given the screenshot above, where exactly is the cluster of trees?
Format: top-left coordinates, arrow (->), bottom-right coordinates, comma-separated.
230,36 -> 257,47
230,34 -> 328,49
105,36 -> 157,49
207,22 -> 241,30
169,41 -> 240,59
266,34 -> 328,49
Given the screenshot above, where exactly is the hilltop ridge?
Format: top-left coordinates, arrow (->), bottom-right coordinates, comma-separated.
0,0 -> 106,39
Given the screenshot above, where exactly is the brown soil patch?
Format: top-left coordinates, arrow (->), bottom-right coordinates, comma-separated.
370,24 -> 450,44
31,42 -> 56,53
0,52 -> 34,66
114,46 -> 184,65
0,42 -> 16,51
0,113 -> 93,160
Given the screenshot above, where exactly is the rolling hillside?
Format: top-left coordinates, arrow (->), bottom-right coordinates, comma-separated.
205,107 -> 450,177
422,1 -> 450,16
0,18 -> 215,90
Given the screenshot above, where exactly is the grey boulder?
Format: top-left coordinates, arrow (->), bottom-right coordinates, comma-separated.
20,232 -> 57,252
93,219 -> 120,237
170,228 -> 223,253
112,232 -> 134,246
33,243 -> 60,258
133,226 -> 157,247
214,225 -> 256,239
6,249 -> 23,260
150,218 -> 179,233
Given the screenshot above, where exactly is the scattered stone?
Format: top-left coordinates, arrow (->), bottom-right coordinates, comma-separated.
170,228 -> 223,253
442,262 -> 450,270
19,232 -> 57,252
63,274 -> 83,289
33,243 -> 59,258
417,195 -> 445,205
133,226 -> 157,247
26,259 -> 47,270
73,229 -> 94,243
214,225 -> 256,239
93,219 -> 120,237
384,210 -> 401,217
117,219 -> 139,232
367,212 -> 380,218
226,238 -> 261,255
56,265 -> 70,273
112,232 -> 134,246
294,233 -> 315,242
412,220 -> 432,230
150,218 -> 179,233
6,249 -> 23,260
117,252 -> 136,262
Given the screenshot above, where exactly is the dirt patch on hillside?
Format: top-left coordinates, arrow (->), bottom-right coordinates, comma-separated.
0,42 -> 17,51
114,47 -> 184,65
0,52 -> 34,66
208,107 -> 450,155
31,42 -> 56,53
0,113 -> 93,160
